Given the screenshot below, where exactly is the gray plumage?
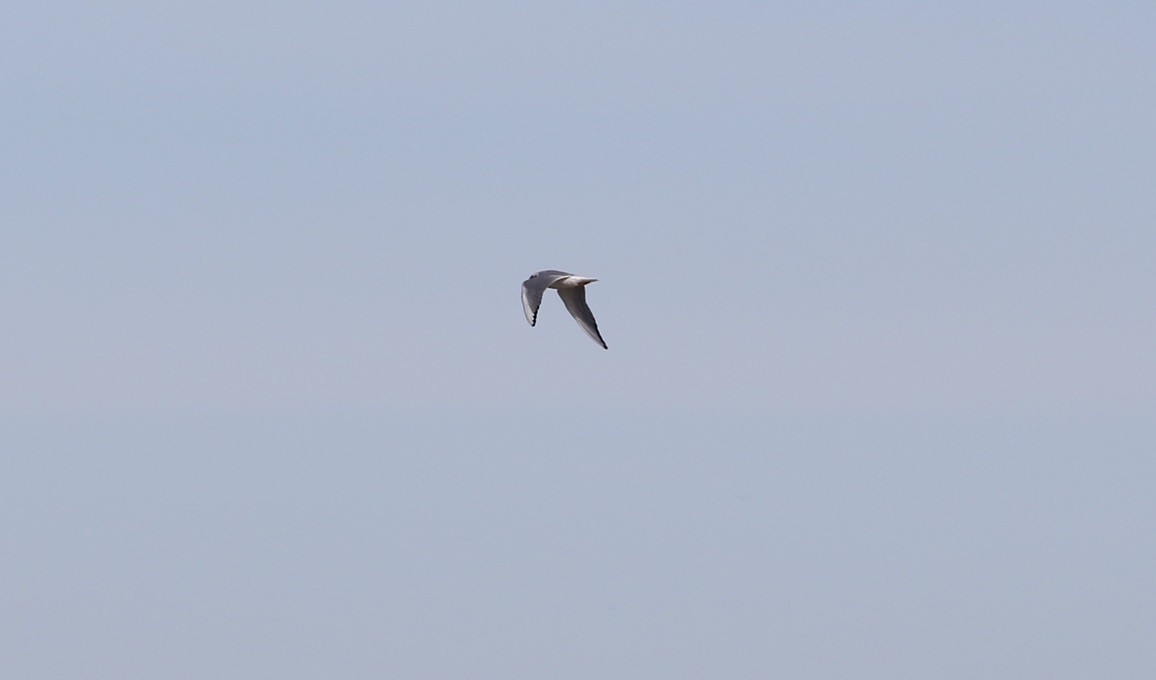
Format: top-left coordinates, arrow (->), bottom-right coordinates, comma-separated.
521,270 -> 608,349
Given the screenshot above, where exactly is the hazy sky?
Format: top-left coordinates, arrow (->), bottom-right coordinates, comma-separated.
3,3 -> 1155,678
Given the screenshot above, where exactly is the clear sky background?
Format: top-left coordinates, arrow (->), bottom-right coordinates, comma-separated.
3,3 -> 1154,678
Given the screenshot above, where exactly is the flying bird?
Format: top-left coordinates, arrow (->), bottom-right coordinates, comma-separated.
521,270 -> 608,349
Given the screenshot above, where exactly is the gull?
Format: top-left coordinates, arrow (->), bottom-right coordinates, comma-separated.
521,270 -> 608,349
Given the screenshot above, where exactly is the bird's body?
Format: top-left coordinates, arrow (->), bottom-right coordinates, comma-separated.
521,270 -> 608,349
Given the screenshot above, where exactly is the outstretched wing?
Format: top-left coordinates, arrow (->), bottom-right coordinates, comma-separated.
558,286 -> 608,349
521,271 -> 572,326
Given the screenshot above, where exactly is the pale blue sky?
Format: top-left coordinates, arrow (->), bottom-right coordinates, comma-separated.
3,3 -> 1155,678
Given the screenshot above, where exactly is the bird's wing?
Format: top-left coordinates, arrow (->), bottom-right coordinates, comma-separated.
521,271 -> 571,326
558,286 -> 608,349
